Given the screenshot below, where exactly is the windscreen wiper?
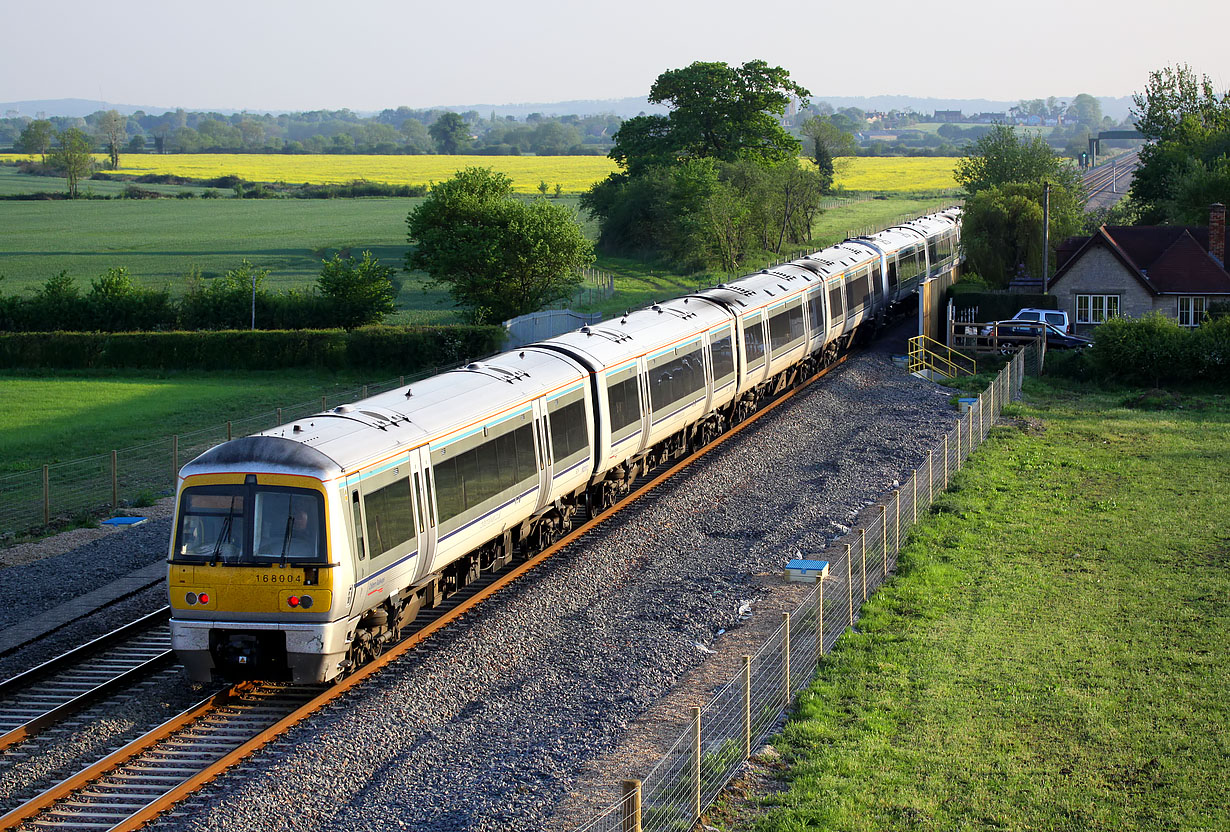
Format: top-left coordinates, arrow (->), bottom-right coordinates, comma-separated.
211,497 -> 238,564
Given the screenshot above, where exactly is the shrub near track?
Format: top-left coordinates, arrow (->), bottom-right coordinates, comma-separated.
728,384 -> 1229,832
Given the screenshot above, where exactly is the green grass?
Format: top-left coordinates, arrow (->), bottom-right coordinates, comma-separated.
733,383 -> 1229,832
0,197 -> 426,295
0,369 -> 377,472
0,166 -> 214,198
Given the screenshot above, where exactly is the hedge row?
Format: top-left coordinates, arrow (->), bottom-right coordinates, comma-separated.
0,326 -> 507,372
1088,314 -> 1230,385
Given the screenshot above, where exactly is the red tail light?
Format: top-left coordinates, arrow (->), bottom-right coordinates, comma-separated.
198,592 -> 209,605
288,595 -> 300,607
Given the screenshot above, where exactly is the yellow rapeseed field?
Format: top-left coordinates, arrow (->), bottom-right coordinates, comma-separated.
0,153 -> 619,194
0,153 -> 959,193
833,156 -> 960,192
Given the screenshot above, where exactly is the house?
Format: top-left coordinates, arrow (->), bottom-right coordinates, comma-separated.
1048,204 -> 1230,334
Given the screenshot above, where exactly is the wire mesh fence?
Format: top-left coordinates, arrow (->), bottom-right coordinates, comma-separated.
0,367 -> 452,540
576,349 -> 1025,832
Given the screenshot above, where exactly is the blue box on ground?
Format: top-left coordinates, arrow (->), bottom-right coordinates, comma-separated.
101,516 -> 147,527
785,559 -> 830,583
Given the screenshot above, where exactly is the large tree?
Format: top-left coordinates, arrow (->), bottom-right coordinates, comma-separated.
48,128 -> 94,198
428,112 -> 471,154
1129,65 -> 1230,223
97,110 -> 126,170
954,124 -> 1080,195
317,250 -> 398,329
962,181 -> 1082,285
798,116 -> 857,190
18,119 -> 54,163
609,60 -> 809,172
406,167 -> 594,324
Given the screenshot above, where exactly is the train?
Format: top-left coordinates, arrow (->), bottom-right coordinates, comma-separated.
167,207 -> 962,684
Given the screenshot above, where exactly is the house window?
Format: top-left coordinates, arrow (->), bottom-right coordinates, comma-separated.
1177,296 -> 1207,327
1075,294 -> 1120,324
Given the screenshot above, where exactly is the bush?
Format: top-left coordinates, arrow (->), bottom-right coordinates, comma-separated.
1089,313 -> 1193,386
0,327 -> 506,372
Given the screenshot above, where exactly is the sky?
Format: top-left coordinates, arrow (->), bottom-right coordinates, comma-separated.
1,0 -> 1226,112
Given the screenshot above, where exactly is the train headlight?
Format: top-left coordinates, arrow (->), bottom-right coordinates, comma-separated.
300,595 -> 313,609
185,592 -> 197,605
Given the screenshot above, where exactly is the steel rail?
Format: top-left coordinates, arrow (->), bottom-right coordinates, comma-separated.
0,608 -> 174,750
0,353 -> 849,832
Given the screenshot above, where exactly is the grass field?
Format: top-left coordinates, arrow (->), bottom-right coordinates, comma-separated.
724,383 -> 1229,832
0,167 -> 209,198
1,154 -> 959,195
0,370 -> 378,473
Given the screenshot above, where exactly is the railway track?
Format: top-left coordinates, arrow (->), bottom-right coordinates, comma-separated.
0,354 -> 848,832
1083,150 -> 1138,206
0,609 -> 174,752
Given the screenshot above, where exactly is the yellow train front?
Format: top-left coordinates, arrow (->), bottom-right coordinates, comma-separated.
168,437 -> 356,684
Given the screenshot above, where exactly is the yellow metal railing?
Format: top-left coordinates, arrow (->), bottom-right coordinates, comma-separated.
908,334 -> 977,379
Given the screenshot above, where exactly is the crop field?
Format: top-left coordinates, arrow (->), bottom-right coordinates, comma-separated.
729,384 -> 1229,832
832,156 -> 960,192
0,153 -> 619,195
1,153 -> 959,195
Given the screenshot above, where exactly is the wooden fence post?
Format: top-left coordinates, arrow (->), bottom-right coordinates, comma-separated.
621,780 -> 642,832
782,612 -> 792,707
362,385 -> 368,399
322,395 -> 327,411
742,655 -> 752,758
226,421 -> 232,441
277,407 -> 282,425
691,706 -> 702,821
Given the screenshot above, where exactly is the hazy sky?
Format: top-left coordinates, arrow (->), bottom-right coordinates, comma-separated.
2,0 -> 1225,111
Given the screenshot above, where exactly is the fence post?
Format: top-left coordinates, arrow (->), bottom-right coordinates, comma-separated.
845,543 -> 853,626
172,435 -> 179,488
42,464 -> 49,526
880,505 -> 888,578
226,420 -> 232,441
620,779 -> 642,832
691,706 -> 702,822
782,612 -> 792,707
362,385 -> 368,399
859,527 -> 867,601
400,375 -> 405,387
277,407 -> 283,425
111,450 -> 118,509
742,655 -> 752,759
322,395 -> 327,411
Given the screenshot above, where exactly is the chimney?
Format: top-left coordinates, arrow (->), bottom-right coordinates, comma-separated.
1211,203 -> 1226,266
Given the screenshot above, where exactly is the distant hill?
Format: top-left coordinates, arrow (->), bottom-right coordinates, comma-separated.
0,99 -> 178,118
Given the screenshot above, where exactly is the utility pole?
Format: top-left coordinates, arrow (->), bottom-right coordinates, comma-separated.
1042,181 -> 1050,284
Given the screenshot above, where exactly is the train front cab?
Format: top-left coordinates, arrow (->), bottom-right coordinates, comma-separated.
168,470 -> 355,684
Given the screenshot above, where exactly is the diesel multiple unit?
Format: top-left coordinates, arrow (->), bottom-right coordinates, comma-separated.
168,208 -> 962,683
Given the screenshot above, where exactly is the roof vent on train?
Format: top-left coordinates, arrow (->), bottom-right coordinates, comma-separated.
650,303 -> 695,319
579,325 -> 633,343
463,362 -> 531,383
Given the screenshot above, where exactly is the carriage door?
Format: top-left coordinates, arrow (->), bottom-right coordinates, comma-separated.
344,473 -> 370,613
532,397 -> 553,513
410,446 -> 437,579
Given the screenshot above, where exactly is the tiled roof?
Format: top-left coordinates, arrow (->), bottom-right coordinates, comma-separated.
1050,223 -> 1230,294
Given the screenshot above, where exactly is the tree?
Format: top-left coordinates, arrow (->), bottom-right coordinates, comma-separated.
798,116 -> 856,189
98,110 -> 126,170
954,124 -> 1081,195
428,112 -> 471,154
406,167 -> 594,323
1129,65 -> 1230,223
962,181 -> 1082,286
609,60 -> 809,172
18,119 -> 53,163
48,128 -> 94,198
1065,94 -> 1103,131
317,251 -> 398,329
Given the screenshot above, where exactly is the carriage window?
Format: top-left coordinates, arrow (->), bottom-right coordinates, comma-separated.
808,291 -> 824,333
549,398 -> 589,461
828,282 -> 844,321
608,375 -> 641,432
744,321 -> 765,365
363,478 -> 416,559
649,345 -> 705,414
431,424 -> 536,524
845,271 -> 870,313
711,330 -> 735,380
